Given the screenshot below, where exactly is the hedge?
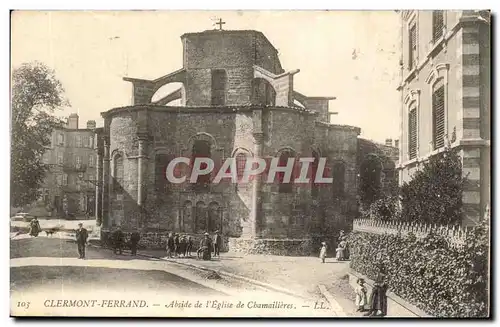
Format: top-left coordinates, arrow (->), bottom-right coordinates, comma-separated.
348,219 -> 489,317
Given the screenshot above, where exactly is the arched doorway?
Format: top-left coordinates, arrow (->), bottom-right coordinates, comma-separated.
195,201 -> 207,233
208,202 -> 222,233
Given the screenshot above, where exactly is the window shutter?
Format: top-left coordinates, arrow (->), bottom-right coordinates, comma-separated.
409,24 -> 417,69
432,11 -> 444,42
408,108 -> 418,159
432,86 -> 445,149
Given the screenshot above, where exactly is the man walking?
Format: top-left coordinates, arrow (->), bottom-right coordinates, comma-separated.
112,226 -> 124,255
166,233 -> 175,258
130,229 -> 141,256
213,230 -> 222,258
173,233 -> 180,257
76,223 -> 88,259
186,235 -> 193,257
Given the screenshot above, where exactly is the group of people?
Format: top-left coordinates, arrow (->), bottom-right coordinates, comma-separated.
195,231 -> 223,261
354,266 -> 389,317
318,229 -> 350,263
106,226 -> 223,261
318,230 -> 388,317
28,217 -> 41,237
109,226 -> 141,256
166,232 -> 194,258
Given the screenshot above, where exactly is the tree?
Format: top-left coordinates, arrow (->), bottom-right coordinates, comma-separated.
11,62 -> 67,207
359,155 -> 383,208
400,147 -> 465,225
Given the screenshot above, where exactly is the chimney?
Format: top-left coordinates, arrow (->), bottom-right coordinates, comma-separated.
385,138 -> 393,147
86,120 -> 96,129
67,113 -> 79,129
394,139 -> 400,148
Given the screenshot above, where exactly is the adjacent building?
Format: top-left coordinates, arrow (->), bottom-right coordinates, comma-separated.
397,10 -> 490,225
41,114 -> 98,217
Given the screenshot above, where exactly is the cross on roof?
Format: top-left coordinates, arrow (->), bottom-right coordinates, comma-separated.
215,18 -> 226,30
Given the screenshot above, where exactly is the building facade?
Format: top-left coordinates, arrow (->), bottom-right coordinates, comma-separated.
95,29 -> 362,255
41,114 -> 98,218
397,10 -> 490,225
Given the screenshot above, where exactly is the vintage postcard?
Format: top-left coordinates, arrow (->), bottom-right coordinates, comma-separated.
10,10 -> 491,318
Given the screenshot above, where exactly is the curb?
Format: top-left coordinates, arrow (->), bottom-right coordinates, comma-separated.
318,284 -> 347,317
88,243 -> 312,301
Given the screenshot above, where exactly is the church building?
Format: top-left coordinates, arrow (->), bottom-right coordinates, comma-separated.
95,27 -> 364,255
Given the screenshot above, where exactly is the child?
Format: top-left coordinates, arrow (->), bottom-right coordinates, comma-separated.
355,278 -> 368,312
336,239 -> 347,261
319,242 -> 328,263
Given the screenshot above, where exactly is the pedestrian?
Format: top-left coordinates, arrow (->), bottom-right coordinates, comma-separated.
364,266 -> 388,317
179,235 -> 187,257
130,229 -> 141,256
198,232 -> 212,261
29,217 -> 41,237
319,241 -> 328,263
173,233 -> 180,257
75,223 -> 88,259
166,232 -> 175,258
336,239 -> 347,261
112,226 -> 124,255
355,278 -> 368,312
186,235 -> 193,257
213,230 -> 222,258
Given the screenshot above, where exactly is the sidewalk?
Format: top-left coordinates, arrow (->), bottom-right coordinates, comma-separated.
138,249 -> 352,301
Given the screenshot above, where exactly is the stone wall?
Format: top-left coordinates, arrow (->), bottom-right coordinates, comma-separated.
228,238 -> 314,256
182,30 -> 282,106
101,230 -> 229,252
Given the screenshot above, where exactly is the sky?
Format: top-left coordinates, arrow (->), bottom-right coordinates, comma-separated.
11,10 -> 401,143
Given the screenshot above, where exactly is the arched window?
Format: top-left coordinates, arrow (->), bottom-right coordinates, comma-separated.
195,201 -> 207,233
332,162 -> 345,199
236,153 -> 247,182
211,69 -> 226,106
278,150 -> 295,194
113,154 -> 124,195
192,140 -> 211,191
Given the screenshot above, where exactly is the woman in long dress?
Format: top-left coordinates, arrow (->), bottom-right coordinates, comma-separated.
199,233 -> 212,261
364,270 -> 388,317
29,218 -> 41,237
